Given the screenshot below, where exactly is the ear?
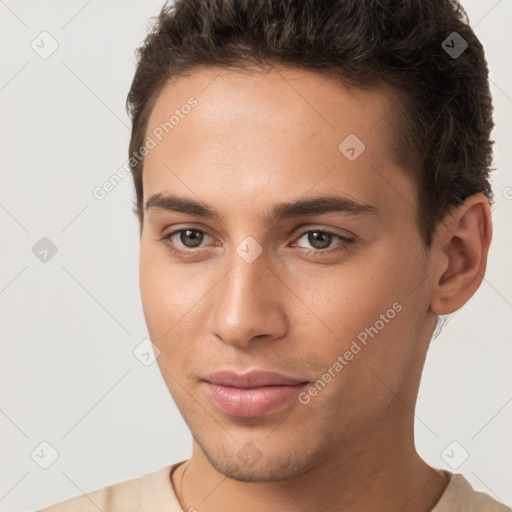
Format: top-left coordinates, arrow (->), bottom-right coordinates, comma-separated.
430,193 -> 492,315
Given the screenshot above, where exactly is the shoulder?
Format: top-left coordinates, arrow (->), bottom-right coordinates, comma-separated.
433,473 -> 511,512
35,464 -> 178,512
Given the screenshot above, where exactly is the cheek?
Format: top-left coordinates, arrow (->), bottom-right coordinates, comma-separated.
293,240 -> 428,395
139,245 -> 211,367
139,249 -> 166,339
139,245 -> 184,349
139,255 -> 196,402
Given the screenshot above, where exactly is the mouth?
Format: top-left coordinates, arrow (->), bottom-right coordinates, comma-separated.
201,370 -> 309,418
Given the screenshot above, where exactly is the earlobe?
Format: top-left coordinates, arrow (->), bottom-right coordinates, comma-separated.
430,193 -> 492,315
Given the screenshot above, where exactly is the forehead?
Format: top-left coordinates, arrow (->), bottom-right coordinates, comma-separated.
142,66 -> 413,218
146,65 -> 396,147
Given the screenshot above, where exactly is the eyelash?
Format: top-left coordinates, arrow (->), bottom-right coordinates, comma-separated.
159,227 -> 354,257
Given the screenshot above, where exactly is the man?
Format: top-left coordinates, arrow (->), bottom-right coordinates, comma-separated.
38,0 -> 510,510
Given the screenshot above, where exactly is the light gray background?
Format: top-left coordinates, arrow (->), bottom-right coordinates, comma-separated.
0,1 -> 511,511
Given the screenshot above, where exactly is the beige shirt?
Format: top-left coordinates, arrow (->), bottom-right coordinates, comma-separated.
36,461 -> 511,511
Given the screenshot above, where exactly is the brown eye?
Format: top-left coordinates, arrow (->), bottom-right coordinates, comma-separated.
294,230 -> 353,252
305,231 -> 333,250
178,229 -> 205,248
160,228 -> 213,255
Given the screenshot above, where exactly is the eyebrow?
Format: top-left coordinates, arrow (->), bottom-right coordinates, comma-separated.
145,193 -> 378,222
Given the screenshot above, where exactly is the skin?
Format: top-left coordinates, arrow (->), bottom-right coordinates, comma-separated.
139,66 -> 492,512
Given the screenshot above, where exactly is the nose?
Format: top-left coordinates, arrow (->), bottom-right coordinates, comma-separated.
206,249 -> 288,348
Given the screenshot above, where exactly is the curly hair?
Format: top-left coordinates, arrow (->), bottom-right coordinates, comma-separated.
126,0 -> 494,246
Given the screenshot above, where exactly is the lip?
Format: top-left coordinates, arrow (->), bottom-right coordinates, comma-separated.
202,370 -> 309,417
203,370 -> 307,388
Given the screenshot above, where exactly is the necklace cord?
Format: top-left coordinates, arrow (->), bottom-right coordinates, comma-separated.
179,460 -> 191,511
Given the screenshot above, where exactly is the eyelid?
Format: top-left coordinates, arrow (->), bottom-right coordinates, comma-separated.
290,224 -> 355,240
162,223 -> 354,241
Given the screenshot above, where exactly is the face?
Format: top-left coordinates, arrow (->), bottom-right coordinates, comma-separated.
139,66 -> 437,482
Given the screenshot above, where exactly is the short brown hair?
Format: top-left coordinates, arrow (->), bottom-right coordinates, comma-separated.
126,0 -> 494,246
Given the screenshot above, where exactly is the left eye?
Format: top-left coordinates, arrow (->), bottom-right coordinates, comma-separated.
293,230 -> 352,251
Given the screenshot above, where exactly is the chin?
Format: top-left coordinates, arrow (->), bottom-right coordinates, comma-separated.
197,435 -> 324,483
